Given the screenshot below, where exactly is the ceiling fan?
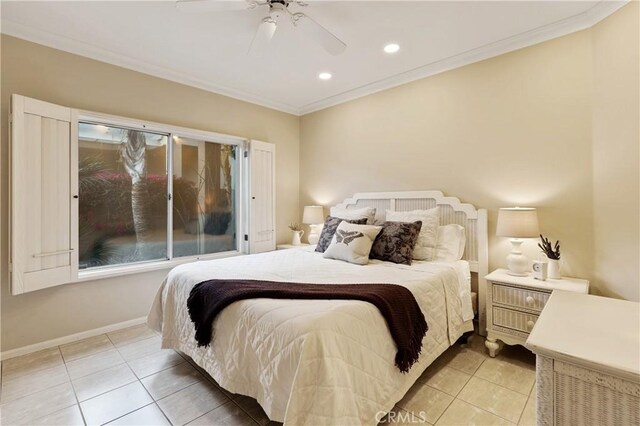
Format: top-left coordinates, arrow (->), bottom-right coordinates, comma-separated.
176,0 -> 347,56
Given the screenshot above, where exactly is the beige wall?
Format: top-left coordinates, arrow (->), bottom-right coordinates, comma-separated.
591,2 -> 640,301
301,29 -> 595,283
1,3 -> 638,352
300,4 -> 639,300
0,35 -> 300,351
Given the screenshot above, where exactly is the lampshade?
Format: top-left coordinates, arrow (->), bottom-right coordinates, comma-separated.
302,205 -> 324,225
496,207 -> 539,238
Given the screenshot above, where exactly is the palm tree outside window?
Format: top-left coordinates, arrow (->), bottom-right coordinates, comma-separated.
78,122 -> 237,270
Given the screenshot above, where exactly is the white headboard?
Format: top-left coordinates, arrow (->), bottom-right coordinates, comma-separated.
334,191 -> 489,332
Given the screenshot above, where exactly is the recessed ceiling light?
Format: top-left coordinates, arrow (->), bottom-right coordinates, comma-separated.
318,72 -> 332,80
384,43 -> 400,54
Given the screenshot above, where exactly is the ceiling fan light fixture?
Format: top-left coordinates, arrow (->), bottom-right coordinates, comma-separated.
269,2 -> 287,21
318,72 -> 332,80
384,43 -> 400,54
178,0 -> 347,56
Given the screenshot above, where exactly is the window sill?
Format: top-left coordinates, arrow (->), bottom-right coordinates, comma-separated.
76,251 -> 244,282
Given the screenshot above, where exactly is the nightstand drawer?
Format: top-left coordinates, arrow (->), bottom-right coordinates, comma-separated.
492,284 -> 549,312
492,307 -> 539,333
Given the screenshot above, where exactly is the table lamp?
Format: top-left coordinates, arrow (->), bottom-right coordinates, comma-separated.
302,205 -> 324,245
496,207 -> 539,276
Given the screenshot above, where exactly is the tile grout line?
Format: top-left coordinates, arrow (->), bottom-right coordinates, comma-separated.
474,359 -> 536,396
2,330 -> 183,426
456,375 -> 528,424
129,358 -> 188,381
0,363 -> 65,406
469,365 -> 534,397
459,401 -> 517,426
229,395 -> 269,425
69,359 -> 129,382
112,339 -> 166,365
0,365 -> 70,405
78,331 -> 179,424
101,401 -> 173,426
73,365 -> 139,404
104,332 -> 117,347
193,400 -> 259,426
4,329 -> 535,426
59,344 -> 84,424
155,402 -> 175,426
100,401 -> 155,425
57,345 -> 88,426
473,379 -> 535,398
154,378 -> 213,424
433,392 -> 456,425
516,391 -> 535,426
69,332 -> 171,424
94,379 -> 156,424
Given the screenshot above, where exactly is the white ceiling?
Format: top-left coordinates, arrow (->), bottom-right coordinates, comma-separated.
1,1 -> 626,115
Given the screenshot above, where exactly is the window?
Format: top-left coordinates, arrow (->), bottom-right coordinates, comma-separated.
78,123 -> 168,268
171,136 -> 237,258
10,95 -> 275,294
78,120 -> 240,271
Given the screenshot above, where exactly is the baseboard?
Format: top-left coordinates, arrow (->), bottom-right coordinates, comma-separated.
0,316 -> 148,361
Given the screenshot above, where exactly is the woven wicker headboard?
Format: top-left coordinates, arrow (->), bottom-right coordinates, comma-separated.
334,191 -> 489,332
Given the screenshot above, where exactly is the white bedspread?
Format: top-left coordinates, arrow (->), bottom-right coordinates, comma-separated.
148,247 -> 474,425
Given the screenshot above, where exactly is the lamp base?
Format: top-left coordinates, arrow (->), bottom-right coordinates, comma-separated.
506,239 -> 530,276
307,224 -> 322,245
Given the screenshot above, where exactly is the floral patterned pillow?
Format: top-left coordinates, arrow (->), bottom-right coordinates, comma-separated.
315,216 -> 368,253
369,221 -> 423,265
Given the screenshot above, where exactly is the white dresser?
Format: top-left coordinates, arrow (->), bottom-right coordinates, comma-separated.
526,291 -> 640,426
484,269 -> 589,357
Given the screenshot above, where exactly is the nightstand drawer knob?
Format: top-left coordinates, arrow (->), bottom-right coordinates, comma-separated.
527,320 -> 535,330
526,296 -> 535,306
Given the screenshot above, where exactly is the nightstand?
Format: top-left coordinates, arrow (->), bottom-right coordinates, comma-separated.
484,269 -> 589,357
276,244 -> 310,250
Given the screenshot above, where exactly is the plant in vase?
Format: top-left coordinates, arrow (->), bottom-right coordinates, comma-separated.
538,234 -> 561,279
288,223 -> 304,246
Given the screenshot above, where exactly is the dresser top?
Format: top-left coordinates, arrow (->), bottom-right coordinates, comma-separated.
486,269 -> 589,293
526,291 -> 640,379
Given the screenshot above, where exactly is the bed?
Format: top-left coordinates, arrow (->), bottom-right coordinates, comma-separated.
148,191 -> 488,425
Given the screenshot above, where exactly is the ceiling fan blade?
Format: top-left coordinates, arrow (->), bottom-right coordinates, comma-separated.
175,0 -> 251,12
293,12 -> 346,56
248,17 -> 277,56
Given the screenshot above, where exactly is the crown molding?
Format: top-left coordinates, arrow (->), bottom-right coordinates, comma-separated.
1,1 -> 628,117
0,19 -> 301,116
298,0 -> 628,115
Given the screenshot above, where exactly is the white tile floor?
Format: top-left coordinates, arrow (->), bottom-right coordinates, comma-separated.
0,325 -> 537,426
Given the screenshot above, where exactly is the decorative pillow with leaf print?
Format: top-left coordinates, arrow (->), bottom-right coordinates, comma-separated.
370,221 -> 423,265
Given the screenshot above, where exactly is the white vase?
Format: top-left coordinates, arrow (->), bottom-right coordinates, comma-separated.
547,258 -> 561,279
291,230 -> 304,246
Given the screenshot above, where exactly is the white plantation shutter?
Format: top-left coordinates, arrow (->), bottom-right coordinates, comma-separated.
10,95 -> 78,294
248,140 -> 276,254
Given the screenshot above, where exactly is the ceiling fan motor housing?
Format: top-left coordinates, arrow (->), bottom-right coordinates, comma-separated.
269,2 -> 288,21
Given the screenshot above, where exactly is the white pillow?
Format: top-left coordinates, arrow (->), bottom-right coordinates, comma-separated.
323,222 -> 382,265
435,224 -> 466,261
385,207 -> 440,260
330,206 -> 376,225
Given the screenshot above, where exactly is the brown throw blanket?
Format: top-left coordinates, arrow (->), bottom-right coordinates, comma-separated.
187,279 -> 428,373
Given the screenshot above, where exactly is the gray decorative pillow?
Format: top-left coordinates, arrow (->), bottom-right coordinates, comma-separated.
315,216 -> 368,253
370,221 -> 423,265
